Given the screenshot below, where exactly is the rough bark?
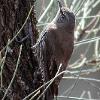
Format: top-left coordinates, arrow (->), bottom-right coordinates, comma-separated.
0,0 -> 42,99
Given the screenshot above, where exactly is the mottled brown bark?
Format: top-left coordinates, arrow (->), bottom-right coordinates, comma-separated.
0,0 -> 41,100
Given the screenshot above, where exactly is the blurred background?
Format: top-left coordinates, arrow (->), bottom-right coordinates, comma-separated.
35,0 -> 100,100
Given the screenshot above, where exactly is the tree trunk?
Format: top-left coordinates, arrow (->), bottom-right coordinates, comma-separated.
0,0 -> 42,99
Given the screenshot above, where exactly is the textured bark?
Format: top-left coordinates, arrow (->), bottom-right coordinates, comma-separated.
0,0 -> 41,99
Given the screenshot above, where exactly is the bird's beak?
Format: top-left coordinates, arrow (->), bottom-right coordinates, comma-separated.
58,0 -> 64,15
58,0 -> 69,13
58,0 -> 62,9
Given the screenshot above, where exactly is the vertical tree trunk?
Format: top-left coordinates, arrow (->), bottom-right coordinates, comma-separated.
0,0 -> 41,99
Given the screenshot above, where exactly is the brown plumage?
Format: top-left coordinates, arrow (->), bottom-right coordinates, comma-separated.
32,1 -> 75,100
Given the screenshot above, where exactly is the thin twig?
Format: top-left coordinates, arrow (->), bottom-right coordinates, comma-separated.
38,0 -> 54,23
0,5 -> 34,53
0,39 -> 10,88
23,69 -> 67,100
63,77 -> 100,84
61,58 -> 86,98
57,95 -> 95,100
74,35 -> 100,46
36,64 -> 62,100
2,45 -> 22,100
77,15 -> 100,19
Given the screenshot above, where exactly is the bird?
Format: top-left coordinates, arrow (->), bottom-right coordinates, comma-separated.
32,0 -> 75,100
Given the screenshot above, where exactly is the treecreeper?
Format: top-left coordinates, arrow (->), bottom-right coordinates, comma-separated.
32,0 -> 75,100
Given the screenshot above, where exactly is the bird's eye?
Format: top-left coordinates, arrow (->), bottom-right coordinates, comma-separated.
57,11 -> 69,23
57,15 -> 66,23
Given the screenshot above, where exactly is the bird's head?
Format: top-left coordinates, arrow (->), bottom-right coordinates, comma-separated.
54,0 -> 75,32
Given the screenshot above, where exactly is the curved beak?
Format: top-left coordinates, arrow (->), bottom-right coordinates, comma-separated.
58,0 -> 62,9
57,0 -> 64,15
